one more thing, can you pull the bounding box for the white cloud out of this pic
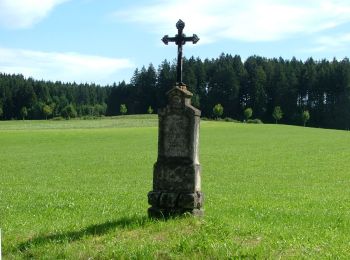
[115,0,350,43]
[0,0,70,29]
[0,47,134,84]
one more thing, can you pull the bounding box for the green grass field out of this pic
[1,116,350,258]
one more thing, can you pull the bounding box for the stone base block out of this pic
[148,207,204,218]
[147,190,204,218]
[148,191,204,208]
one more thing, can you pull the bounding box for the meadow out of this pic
[1,116,350,259]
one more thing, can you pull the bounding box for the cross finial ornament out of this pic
[162,19,199,86]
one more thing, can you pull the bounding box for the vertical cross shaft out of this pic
[162,19,199,86]
[176,24,184,85]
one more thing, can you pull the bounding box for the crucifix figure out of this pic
[162,19,199,86]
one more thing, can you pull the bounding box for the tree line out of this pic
[0,75,109,120]
[1,53,350,129]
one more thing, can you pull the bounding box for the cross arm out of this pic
[162,35,177,45]
[184,34,200,44]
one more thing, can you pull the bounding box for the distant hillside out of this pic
[1,54,350,130]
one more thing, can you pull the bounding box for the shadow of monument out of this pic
[18,215,149,252]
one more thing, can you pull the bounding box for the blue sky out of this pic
[0,0,350,85]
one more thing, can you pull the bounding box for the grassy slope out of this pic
[1,117,350,258]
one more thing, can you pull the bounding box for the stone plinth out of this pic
[148,85,203,217]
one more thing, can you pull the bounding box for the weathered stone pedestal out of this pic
[148,85,204,218]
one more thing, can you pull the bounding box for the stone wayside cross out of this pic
[162,19,199,85]
[148,20,204,218]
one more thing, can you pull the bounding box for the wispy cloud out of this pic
[0,47,134,84]
[0,0,70,29]
[307,33,350,53]
[115,0,350,43]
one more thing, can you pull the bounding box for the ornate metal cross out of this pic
[162,19,199,86]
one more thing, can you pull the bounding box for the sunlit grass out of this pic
[0,114,158,130]
[1,117,350,258]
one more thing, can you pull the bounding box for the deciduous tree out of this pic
[213,103,224,119]
[302,110,310,126]
[42,105,52,119]
[20,107,28,120]
[61,104,77,119]
[120,104,127,115]
[244,107,253,121]
[272,106,283,124]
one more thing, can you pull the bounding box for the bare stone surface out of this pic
[163,114,190,158]
[148,85,204,218]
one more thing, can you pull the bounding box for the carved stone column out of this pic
[148,85,204,217]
